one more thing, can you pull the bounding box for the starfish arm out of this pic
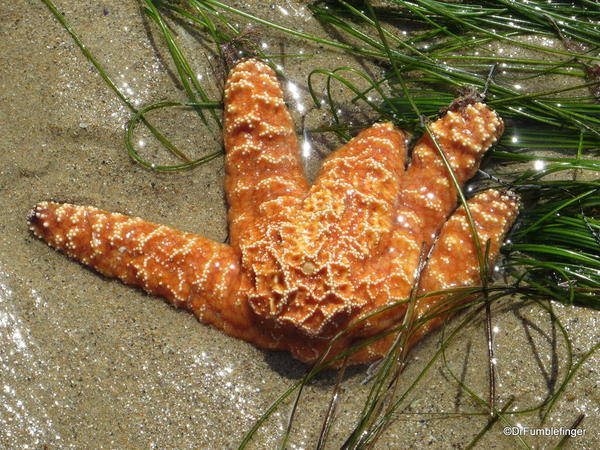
[307,122,407,254]
[27,201,273,345]
[343,189,520,365]
[397,101,504,245]
[408,189,520,345]
[224,58,309,250]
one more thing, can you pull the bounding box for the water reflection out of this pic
[287,81,305,113]
[0,265,59,445]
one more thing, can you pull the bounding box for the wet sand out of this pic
[1,1,599,448]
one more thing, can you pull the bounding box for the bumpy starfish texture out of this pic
[29,58,519,366]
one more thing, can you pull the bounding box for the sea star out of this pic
[29,58,519,366]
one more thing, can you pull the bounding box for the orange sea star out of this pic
[29,58,519,366]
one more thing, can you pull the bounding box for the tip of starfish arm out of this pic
[28,201,52,236]
[232,57,271,74]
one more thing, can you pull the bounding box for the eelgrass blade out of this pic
[142,0,221,127]
[125,101,222,171]
[551,414,585,449]
[465,397,515,449]
[316,356,348,450]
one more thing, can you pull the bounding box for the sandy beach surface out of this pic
[1,1,598,448]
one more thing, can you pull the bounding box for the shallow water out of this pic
[1,1,599,448]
